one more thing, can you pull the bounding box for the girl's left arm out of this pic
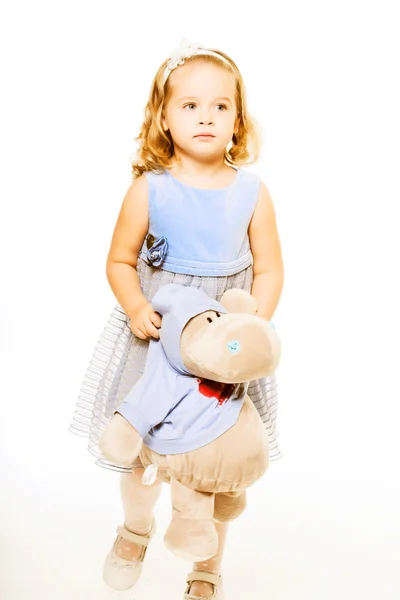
[248,181,285,321]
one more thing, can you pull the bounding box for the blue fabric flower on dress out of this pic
[146,234,169,267]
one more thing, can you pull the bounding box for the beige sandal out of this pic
[184,571,224,600]
[103,519,156,591]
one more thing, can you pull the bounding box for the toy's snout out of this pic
[182,313,281,383]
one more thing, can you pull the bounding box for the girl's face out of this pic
[162,60,240,162]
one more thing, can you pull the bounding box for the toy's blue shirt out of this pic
[116,284,247,455]
[139,168,261,277]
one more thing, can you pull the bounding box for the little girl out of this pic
[70,39,284,599]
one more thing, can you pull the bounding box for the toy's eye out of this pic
[207,317,213,323]
[227,340,241,354]
[216,312,221,318]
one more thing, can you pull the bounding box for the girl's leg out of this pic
[114,466,163,560]
[103,465,163,591]
[187,520,229,598]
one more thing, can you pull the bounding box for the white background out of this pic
[1,1,399,598]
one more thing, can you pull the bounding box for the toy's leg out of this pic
[186,493,246,597]
[164,477,218,562]
[185,493,246,597]
[187,520,229,598]
[214,491,247,522]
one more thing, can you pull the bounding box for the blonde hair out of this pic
[131,50,261,178]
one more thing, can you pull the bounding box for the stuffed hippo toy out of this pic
[99,283,281,561]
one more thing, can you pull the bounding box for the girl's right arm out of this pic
[106,175,161,340]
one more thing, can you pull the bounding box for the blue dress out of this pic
[69,167,282,471]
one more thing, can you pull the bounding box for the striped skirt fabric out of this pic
[69,257,282,472]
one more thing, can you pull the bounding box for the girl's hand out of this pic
[129,301,162,340]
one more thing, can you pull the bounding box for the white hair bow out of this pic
[162,38,232,85]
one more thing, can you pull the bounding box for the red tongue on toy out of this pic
[196,379,236,406]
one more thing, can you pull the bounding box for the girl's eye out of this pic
[183,103,227,110]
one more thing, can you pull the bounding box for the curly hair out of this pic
[131,50,261,178]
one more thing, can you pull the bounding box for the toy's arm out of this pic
[99,413,143,466]
[99,339,176,466]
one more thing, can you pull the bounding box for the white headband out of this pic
[163,38,233,85]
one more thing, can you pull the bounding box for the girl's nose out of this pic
[198,114,214,126]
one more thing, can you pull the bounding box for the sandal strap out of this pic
[116,520,155,547]
[186,571,222,587]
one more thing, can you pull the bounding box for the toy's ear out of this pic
[219,289,258,315]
